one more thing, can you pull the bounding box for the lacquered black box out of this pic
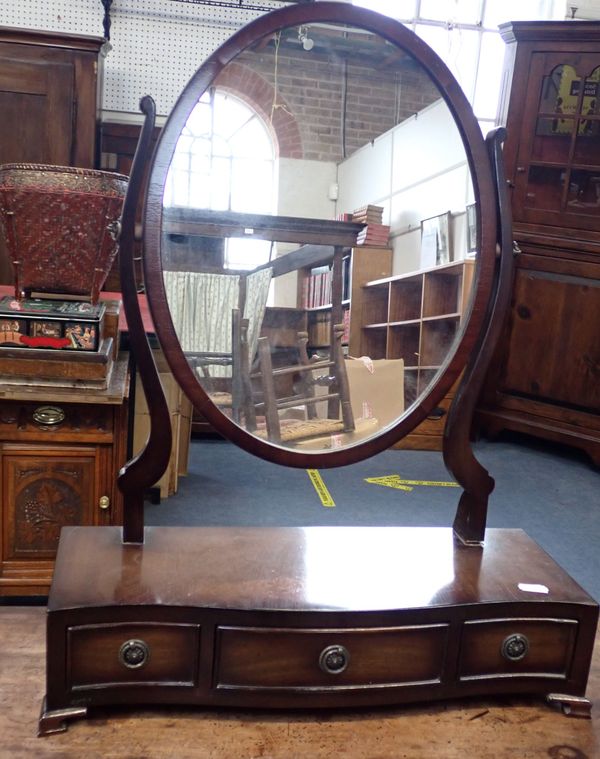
[0,296,105,351]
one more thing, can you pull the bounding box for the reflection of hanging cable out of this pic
[271,31,293,123]
[341,59,348,159]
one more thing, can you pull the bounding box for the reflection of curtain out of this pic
[163,268,272,377]
[244,267,272,365]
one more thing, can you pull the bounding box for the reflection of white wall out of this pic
[336,99,474,274]
[337,134,393,225]
[277,158,337,219]
[274,158,337,307]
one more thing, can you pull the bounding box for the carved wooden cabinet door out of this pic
[2,446,97,563]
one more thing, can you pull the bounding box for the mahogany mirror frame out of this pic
[141,1,499,470]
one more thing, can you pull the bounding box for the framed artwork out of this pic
[466,202,477,255]
[421,212,451,268]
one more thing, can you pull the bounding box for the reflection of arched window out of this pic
[165,88,276,269]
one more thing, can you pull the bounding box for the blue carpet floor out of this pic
[145,433,600,601]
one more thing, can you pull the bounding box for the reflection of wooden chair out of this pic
[163,268,272,428]
[253,321,355,444]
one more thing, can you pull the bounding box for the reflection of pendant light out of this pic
[298,26,314,52]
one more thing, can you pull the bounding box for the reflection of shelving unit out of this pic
[297,247,392,352]
[359,259,475,449]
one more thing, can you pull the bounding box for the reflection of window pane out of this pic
[208,156,231,210]
[190,153,209,174]
[229,119,273,158]
[354,0,416,19]
[225,238,272,270]
[214,94,251,139]
[415,24,479,101]
[473,32,505,119]
[420,0,480,23]
[184,181,209,210]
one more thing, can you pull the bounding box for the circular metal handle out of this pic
[319,644,350,675]
[98,495,111,510]
[118,639,150,669]
[501,633,529,662]
[32,405,65,426]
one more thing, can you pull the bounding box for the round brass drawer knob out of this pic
[501,633,529,662]
[32,405,65,426]
[118,639,150,669]
[319,644,350,675]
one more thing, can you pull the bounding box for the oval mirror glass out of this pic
[144,5,496,465]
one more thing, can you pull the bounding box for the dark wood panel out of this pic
[501,269,600,411]
[0,59,74,165]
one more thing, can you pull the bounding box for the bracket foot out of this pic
[547,693,592,718]
[38,697,87,736]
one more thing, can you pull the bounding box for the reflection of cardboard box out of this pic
[346,357,404,430]
[293,357,404,449]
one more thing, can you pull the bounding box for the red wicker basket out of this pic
[0,163,128,303]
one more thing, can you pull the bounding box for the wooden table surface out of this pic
[1,606,599,758]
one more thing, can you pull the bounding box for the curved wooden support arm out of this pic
[444,127,516,545]
[118,96,172,544]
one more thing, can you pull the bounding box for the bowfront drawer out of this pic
[215,624,449,690]
[458,618,577,680]
[68,622,201,689]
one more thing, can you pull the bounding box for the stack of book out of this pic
[356,223,390,247]
[351,205,384,225]
[301,266,332,309]
[348,205,390,247]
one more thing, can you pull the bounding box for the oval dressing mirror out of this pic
[143,3,497,467]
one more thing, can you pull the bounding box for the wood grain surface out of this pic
[1,605,599,758]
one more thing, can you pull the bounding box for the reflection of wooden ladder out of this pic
[253,323,354,444]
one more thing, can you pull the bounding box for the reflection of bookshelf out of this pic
[297,247,393,351]
[358,259,475,449]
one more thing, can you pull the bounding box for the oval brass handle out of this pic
[118,639,150,669]
[427,406,446,421]
[501,633,529,662]
[319,644,350,675]
[99,495,110,510]
[32,405,65,426]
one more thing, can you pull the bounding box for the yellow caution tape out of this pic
[307,469,335,507]
[366,475,459,490]
[365,476,413,491]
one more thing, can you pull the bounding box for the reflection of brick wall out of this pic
[218,47,439,162]
[215,62,303,158]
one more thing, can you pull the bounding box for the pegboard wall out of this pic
[2,0,291,116]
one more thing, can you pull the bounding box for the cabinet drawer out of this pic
[215,624,448,690]
[0,401,114,443]
[458,618,577,680]
[68,622,201,689]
